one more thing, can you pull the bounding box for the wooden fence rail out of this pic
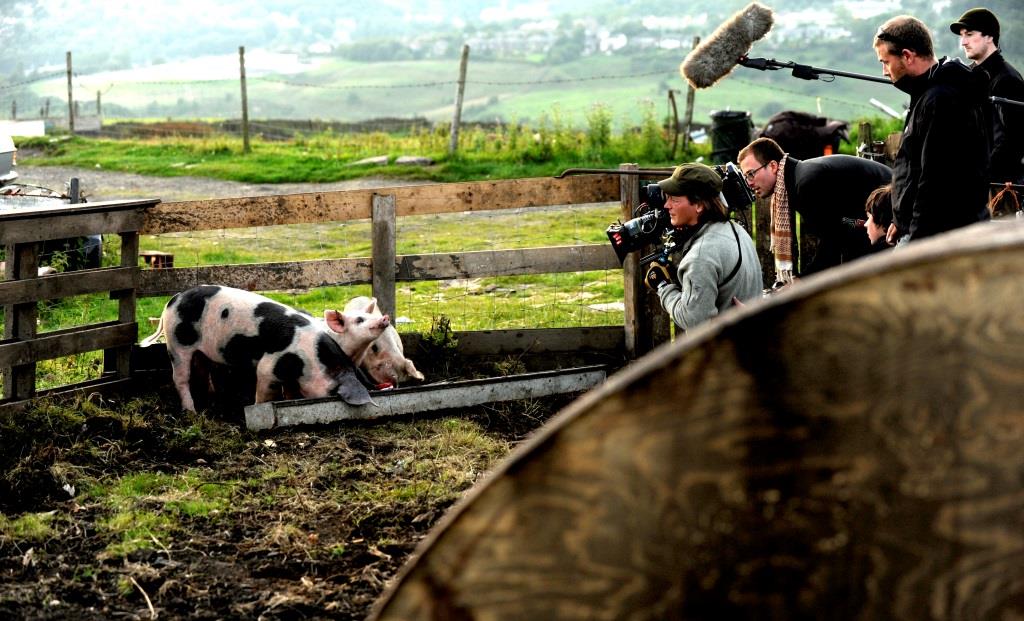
[1,171,678,412]
[1,198,158,407]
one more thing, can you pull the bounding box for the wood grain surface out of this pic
[372,219,1024,620]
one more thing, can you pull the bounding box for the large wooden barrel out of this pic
[372,219,1024,620]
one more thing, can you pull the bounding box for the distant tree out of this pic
[545,25,586,64]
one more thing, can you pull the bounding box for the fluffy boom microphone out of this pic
[681,2,774,89]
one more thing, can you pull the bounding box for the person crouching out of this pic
[645,163,763,331]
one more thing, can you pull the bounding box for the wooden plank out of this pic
[619,164,641,359]
[0,267,136,305]
[3,243,40,399]
[245,366,607,431]
[136,245,618,297]
[131,326,624,376]
[0,209,145,245]
[141,175,620,234]
[396,245,619,280]
[371,219,1024,621]
[753,196,774,288]
[0,198,158,221]
[0,376,134,416]
[404,326,623,357]
[372,194,397,318]
[111,232,139,378]
[136,257,372,297]
[0,321,137,367]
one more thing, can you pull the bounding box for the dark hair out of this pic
[875,16,934,59]
[865,184,893,228]
[697,196,730,223]
[737,137,784,166]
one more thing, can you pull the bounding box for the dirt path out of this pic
[15,163,428,203]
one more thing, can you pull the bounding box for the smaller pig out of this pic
[343,296,425,389]
[141,285,389,412]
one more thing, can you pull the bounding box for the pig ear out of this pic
[404,359,425,381]
[324,309,346,333]
[365,297,377,313]
[336,372,375,406]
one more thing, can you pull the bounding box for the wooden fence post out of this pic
[66,51,74,134]
[668,90,679,160]
[753,196,774,289]
[372,193,397,320]
[449,44,470,155]
[620,164,642,359]
[109,232,139,379]
[3,243,40,400]
[239,46,250,153]
[682,36,699,151]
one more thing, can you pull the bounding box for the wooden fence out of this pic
[1,198,157,407]
[1,169,691,412]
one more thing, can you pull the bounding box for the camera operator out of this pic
[645,163,762,331]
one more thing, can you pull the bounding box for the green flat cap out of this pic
[658,163,722,198]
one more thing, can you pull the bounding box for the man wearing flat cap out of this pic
[950,8,1024,186]
[644,163,762,331]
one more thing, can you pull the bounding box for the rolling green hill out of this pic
[6,0,1022,130]
[23,51,900,130]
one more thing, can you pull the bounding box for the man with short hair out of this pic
[873,15,990,245]
[950,8,1024,185]
[737,137,891,282]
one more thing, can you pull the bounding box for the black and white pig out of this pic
[343,296,425,389]
[141,285,389,412]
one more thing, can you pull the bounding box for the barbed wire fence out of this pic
[0,48,888,141]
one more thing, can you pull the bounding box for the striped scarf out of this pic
[770,154,795,283]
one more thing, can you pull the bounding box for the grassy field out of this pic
[24,50,901,130]
[10,209,625,392]
[16,106,685,184]
[4,113,904,392]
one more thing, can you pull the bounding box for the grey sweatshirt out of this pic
[656,221,762,330]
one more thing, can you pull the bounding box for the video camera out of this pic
[605,162,755,264]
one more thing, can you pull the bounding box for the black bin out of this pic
[709,110,754,164]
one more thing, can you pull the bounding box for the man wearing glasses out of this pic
[873,15,990,245]
[737,137,891,284]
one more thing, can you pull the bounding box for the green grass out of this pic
[87,469,236,558]
[4,114,901,393]
[0,511,59,543]
[17,115,684,184]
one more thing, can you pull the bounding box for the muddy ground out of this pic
[2,161,589,619]
[0,373,577,620]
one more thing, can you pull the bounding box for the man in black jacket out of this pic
[874,15,990,244]
[738,137,892,280]
[950,8,1024,185]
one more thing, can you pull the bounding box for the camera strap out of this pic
[722,221,743,287]
[667,221,744,286]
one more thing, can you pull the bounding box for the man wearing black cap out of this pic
[950,8,1024,185]
[643,163,762,331]
[873,15,990,244]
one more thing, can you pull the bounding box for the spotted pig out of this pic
[140,285,389,412]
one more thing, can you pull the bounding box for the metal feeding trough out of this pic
[245,365,607,431]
